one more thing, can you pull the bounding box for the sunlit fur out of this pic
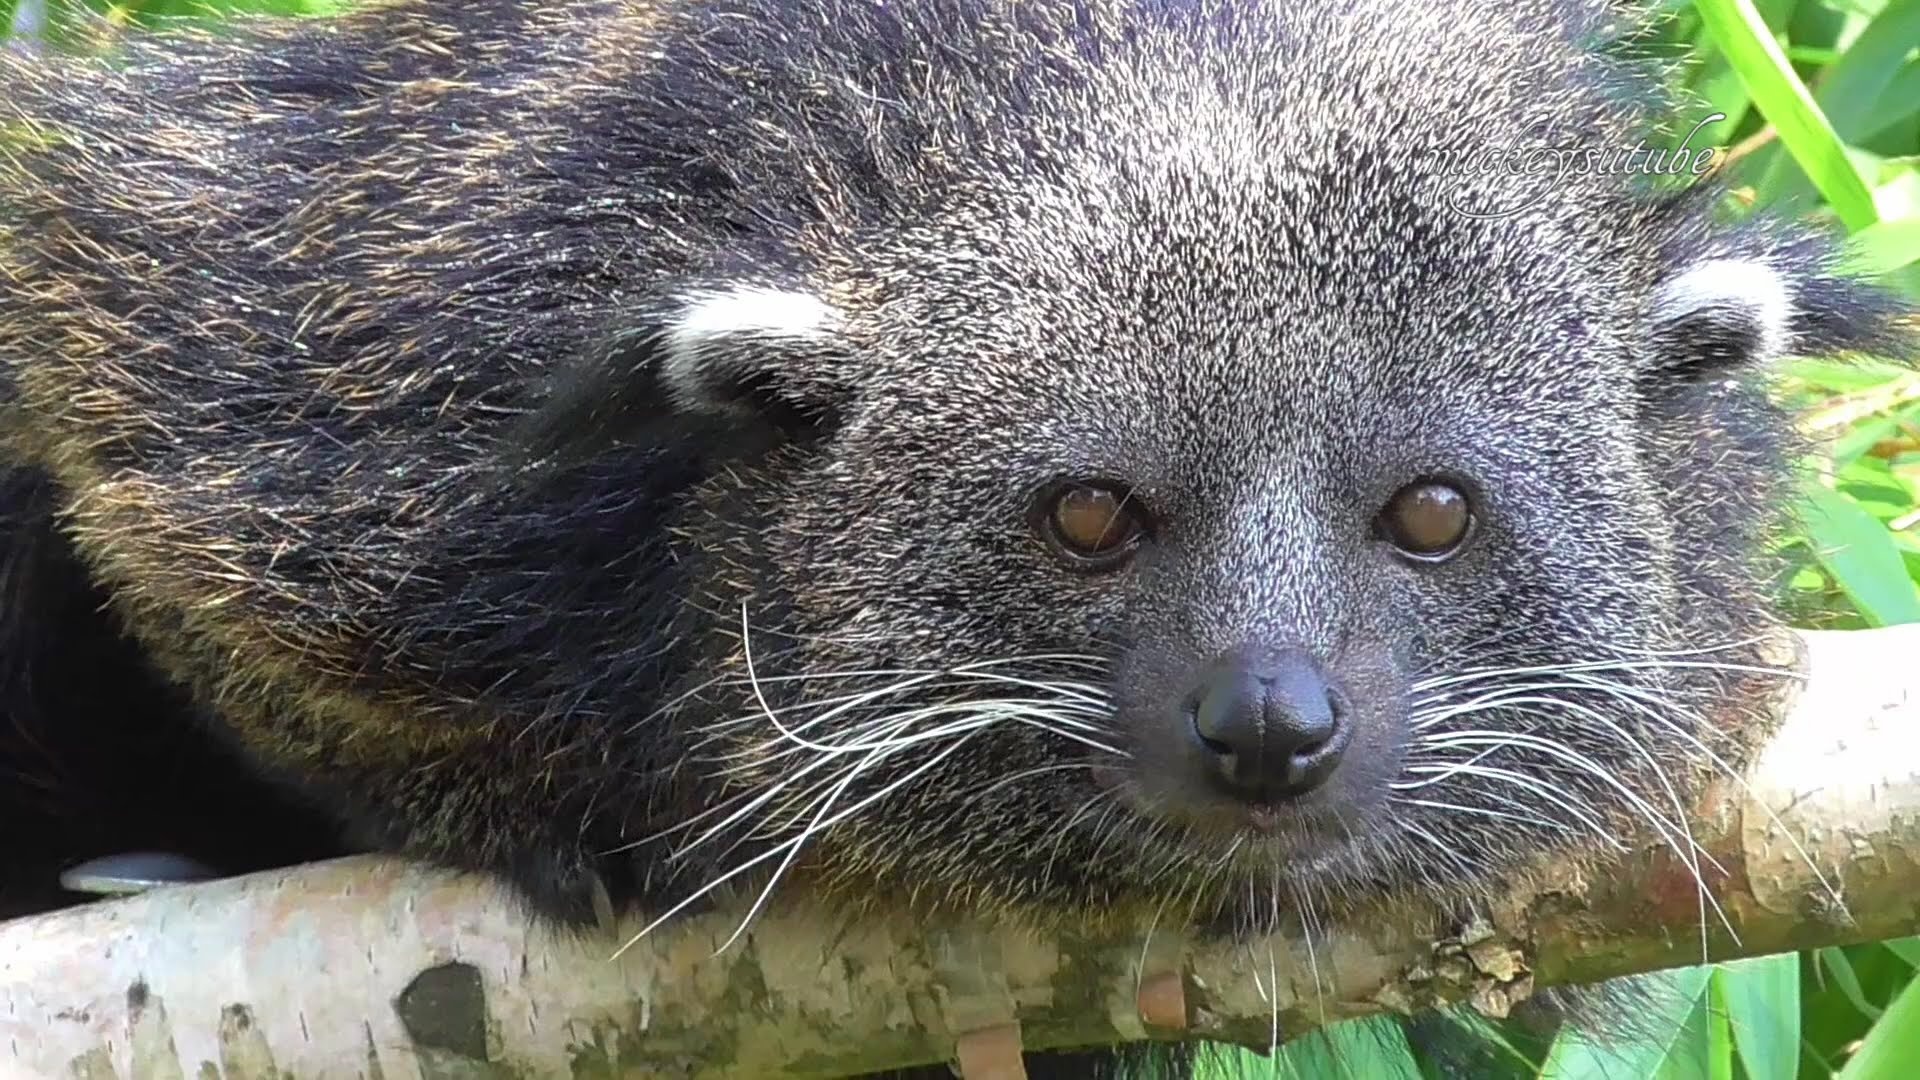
[0,1,1913,1076]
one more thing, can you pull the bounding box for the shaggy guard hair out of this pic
[0,0,1910,1075]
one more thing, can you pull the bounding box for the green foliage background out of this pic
[1,0,1916,1076]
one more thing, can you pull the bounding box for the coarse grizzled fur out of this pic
[0,0,1911,1075]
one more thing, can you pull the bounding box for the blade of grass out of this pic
[1846,216,1920,275]
[1694,0,1881,229]
[1808,0,1920,141]
[1822,946,1888,1022]
[1882,938,1920,971]
[1716,954,1801,1080]
[1837,969,1920,1079]
[1542,968,1715,1079]
[1705,975,1735,1080]
[1796,480,1920,626]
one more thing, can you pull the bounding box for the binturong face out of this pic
[501,2,1903,934]
[530,104,1866,936]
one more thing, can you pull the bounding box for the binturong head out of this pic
[491,0,1915,932]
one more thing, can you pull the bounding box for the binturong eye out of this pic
[1035,481,1151,569]
[1378,479,1474,561]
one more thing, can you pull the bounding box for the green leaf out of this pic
[1694,0,1882,229]
[1786,43,1842,63]
[1706,976,1735,1080]
[1821,946,1887,1021]
[1795,480,1920,626]
[1855,61,1920,142]
[1268,1014,1424,1080]
[1847,216,1920,275]
[1807,0,1920,142]
[1838,968,1920,1078]
[1780,357,1914,394]
[1870,161,1920,222]
[1715,954,1801,1080]
[1832,413,1911,467]
[1541,967,1715,1079]
[1881,937,1920,971]
[1686,14,1755,145]
[1407,1010,1547,1080]
[1837,454,1920,517]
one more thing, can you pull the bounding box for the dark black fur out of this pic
[0,466,345,919]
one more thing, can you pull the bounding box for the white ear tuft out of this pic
[660,286,843,413]
[1650,257,1796,366]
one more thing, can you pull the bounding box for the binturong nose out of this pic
[1184,645,1351,801]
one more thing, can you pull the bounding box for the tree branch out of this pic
[2,624,1916,1079]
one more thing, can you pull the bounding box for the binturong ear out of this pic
[511,280,854,466]
[1643,230,1913,381]
[1646,256,1794,374]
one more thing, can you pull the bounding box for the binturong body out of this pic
[0,0,1912,1074]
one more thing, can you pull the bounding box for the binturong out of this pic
[0,0,1913,1075]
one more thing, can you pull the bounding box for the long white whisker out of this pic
[1419,666,1845,917]
[1557,670,1849,919]
[1389,792,1579,835]
[1418,726,1735,937]
[609,719,983,961]
[1411,654,1796,695]
[1515,687,1727,957]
